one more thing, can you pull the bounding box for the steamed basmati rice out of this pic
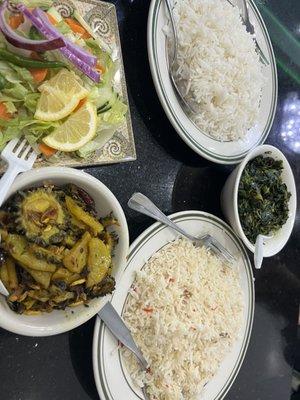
[122,238,244,400]
[166,0,265,141]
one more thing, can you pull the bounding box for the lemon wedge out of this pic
[35,69,89,121]
[42,101,97,152]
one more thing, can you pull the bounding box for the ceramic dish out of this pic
[0,0,136,175]
[93,211,254,400]
[221,144,297,257]
[0,167,129,336]
[147,0,277,164]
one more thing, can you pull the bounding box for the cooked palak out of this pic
[238,155,291,244]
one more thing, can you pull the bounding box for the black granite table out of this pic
[0,1,299,399]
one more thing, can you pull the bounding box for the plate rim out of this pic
[93,210,255,400]
[147,0,278,165]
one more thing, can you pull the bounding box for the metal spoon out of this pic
[254,234,273,269]
[128,192,236,264]
[98,302,150,399]
[164,0,198,114]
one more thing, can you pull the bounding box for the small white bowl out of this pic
[0,167,129,336]
[221,145,297,257]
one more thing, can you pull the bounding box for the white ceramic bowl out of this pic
[221,145,297,257]
[0,167,129,336]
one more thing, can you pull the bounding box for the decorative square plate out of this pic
[1,0,136,173]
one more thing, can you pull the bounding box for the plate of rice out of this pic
[93,211,254,400]
[147,0,277,164]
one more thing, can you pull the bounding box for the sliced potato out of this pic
[5,234,57,272]
[63,232,91,273]
[21,265,52,289]
[101,231,117,253]
[28,243,65,265]
[22,298,36,310]
[28,289,50,303]
[6,257,18,290]
[0,261,9,292]
[51,267,80,284]
[52,292,74,304]
[65,196,103,236]
[70,215,87,231]
[86,238,111,288]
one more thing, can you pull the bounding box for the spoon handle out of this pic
[254,234,264,269]
[128,193,196,241]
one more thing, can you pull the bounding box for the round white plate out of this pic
[93,211,255,400]
[147,0,278,164]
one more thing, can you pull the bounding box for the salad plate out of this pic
[93,211,255,400]
[147,0,278,164]
[0,0,136,173]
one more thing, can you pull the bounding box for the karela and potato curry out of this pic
[0,184,119,315]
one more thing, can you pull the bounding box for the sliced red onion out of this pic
[58,46,100,82]
[16,4,100,82]
[0,1,64,51]
[33,8,97,67]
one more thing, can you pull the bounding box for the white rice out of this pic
[122,238,244,400]
[166,0,265,141]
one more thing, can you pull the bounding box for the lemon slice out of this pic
[42,101,97,152]
[35,69,89,121]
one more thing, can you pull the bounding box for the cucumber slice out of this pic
[95,85,118,110]
[47,7,63,23]
[97,105,112,114]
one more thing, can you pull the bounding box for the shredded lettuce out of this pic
[3,83,29,100]
[9,64,34,85]
[77,127,116,158]
[0,116,59,149]
[0,61,23,84]
[55,20,72,35]
[78,100,127,158]
[24,93,40,113]
[10,0,53,8]
[0,93,22,103]
[85,38,115,85]
[3,101,17,114]
[98,99,127,126]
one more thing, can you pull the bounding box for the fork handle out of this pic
[128,193,196,241]
[0,164,21,207]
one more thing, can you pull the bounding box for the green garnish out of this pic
[238,155,291,244]
[0,72,6,90]
[0,49,67,70]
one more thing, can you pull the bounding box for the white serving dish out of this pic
[147,0,278,164]
[93,211,254,400]
[221,145,297,256]
[0,167,129,336]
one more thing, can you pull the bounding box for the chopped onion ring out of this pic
[17,4,100,83]
[0,1,64,51]
[33,8,97,67]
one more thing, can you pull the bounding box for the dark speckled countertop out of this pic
[0,0,299,399]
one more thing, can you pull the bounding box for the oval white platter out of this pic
[93,211,255,400]
[147,0,278,164]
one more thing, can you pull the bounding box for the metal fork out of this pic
[128,193,236,264]
[164,0,198,114]
[0,138,37,207]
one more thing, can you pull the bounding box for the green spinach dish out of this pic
[238,155,291,244]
